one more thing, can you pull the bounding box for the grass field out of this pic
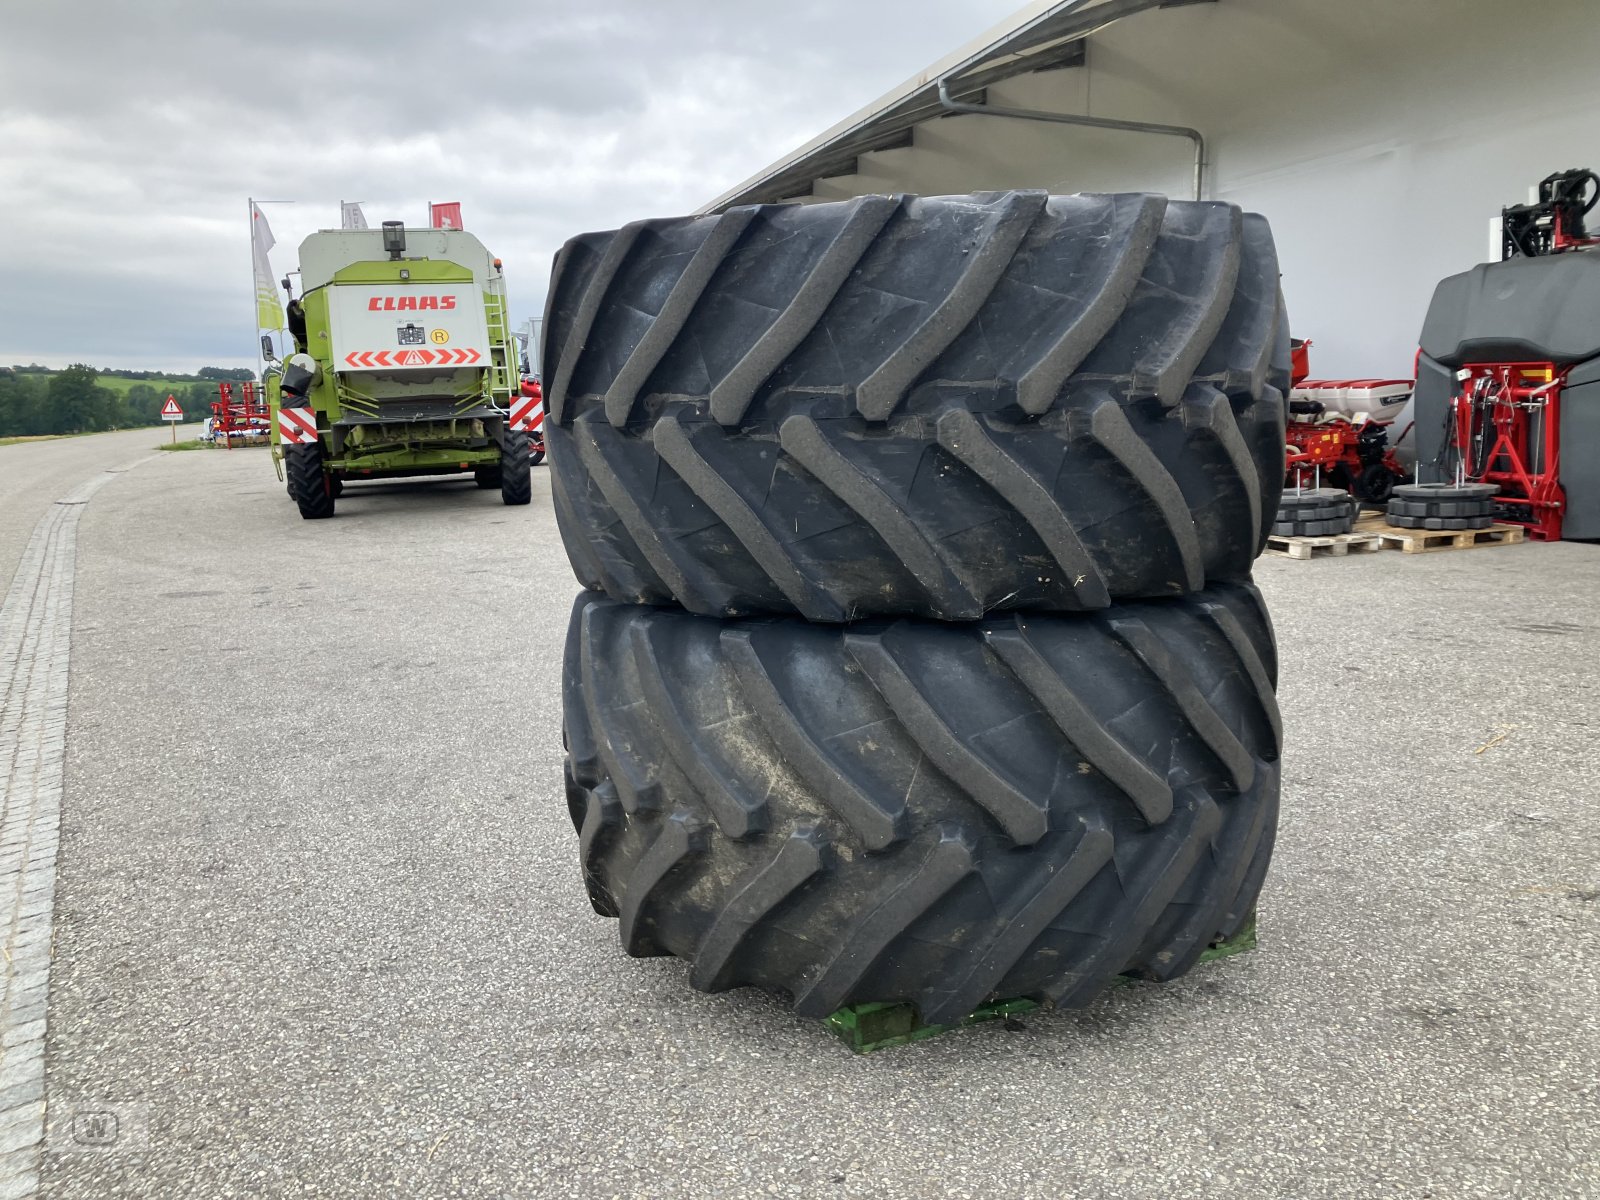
[94,375,205,397]
[15,372,244,397]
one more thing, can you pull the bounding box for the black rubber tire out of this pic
[330,476,345,499]
[1275,504,1350,524]
[1273,489,1353,535]
[1387,497,1494,519]
[1278,487,1349,505]
[563,584,1281,1021]
[285,443,335,520]
[545,191,1290,622]
[1276,488,1350,511]
[1393,482,1499,501]
[1392,482,1498,502]
[1387,513,1494,531]
[500,429,532,506]
[474,466,501,489]
[1356,463,1396,504]
[530,447,547,467]
[1271,518,1355,538]
[1293,516,1355,537]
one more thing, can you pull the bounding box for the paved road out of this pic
[0,428,200,594]
[2,433,1596,1197]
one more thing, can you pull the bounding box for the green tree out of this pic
[0,371,47,436]
[123,383,167,426]
[46,365,121,433]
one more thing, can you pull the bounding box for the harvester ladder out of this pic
[483,290,517,403]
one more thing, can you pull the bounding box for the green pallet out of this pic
[825,913,1258,1054]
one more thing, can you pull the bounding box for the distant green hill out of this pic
[0,365,256,438]
[88,375,209,398]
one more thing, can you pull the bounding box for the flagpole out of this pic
[249,198,294,373]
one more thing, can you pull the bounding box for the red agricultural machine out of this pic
[209,381,271,447]
[1283,339,1412,503]
[1413,168,1600,541]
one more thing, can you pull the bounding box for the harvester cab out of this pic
[267,222,531,518]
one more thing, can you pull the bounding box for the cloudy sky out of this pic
[1,1,1026,373]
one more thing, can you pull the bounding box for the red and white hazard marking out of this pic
[277,406,319,445]
[510,392,546,433]
[342,347,483,369]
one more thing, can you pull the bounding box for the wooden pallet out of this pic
[1355,514,1527,554]
[1264,530,1381,560]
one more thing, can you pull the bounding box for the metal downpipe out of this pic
[935,77,1206,201]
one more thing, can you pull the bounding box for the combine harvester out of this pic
[267,220,534,518]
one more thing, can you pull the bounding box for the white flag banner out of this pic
[341,201,369,230]
[251,202,283,332]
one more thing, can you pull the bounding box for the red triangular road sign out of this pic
[160,396,183,418]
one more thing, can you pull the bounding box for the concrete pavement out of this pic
[0,432,1594,1197]
[0,427,200,593]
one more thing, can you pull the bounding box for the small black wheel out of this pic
[1357,464,1395,504]
[500,428,532,506]
[285,443,335,520]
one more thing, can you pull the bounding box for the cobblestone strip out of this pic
[0,467,145,1197]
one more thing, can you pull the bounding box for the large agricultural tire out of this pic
[500,429,532,506]
[544,191,1290,622]
[563,584,1281,1022]
[474,465,501,489]
[285,443,335,520]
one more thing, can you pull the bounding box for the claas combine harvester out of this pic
[266,220,540,518]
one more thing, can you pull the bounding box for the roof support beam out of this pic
[934,75,1207,200]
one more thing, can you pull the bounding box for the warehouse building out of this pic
[703,0,1597,379]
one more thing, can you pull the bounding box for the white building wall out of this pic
[798,0,1600,378]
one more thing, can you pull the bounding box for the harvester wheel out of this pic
[474,466,502,489]
[562,583,1280,1021]
[500,428,532,506]
[286,444,335,520]
[543,191,1291,621]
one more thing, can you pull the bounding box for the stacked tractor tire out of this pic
[1385,481,1498,530]
[544,191,1288,1024]
[1273,486,1357,537]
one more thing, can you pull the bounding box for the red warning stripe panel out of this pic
[342,348,486,369]
[277,406,319,445]
[510,394,547,432]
